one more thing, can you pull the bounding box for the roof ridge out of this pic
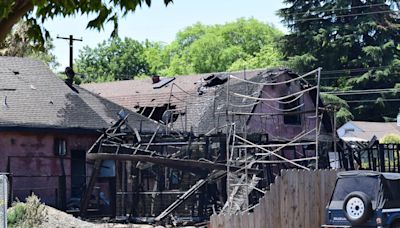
[81,68,273,86]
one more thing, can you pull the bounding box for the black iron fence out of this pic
[339,143,400,172]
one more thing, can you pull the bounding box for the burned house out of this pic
[0,57,162,213]
[83,69,332,153]
[82,68,333,222]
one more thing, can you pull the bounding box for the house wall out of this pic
[0,131,98,206]
[247,78,323,140]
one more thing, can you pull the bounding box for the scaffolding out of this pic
[81,68,324,222]
[223,68,322,214]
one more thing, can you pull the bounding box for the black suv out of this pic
[323,171,400,228]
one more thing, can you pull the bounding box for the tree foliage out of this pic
[0,20,59,69]
[76,18,284,82]
[279,0,400,122]
[0,0,173,45]
[161,18,283,75]
[380,133,400,144]
[76,38,149,82]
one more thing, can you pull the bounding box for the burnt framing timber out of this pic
[80,115,263,221]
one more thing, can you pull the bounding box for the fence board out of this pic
[211,169,339,228]
[297,170,304,228]
[273,176,281,228]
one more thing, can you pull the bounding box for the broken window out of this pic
[281,97,302,125]
[54,138,67,156]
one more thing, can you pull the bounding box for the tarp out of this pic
[332,171,400,209]
[338,170,400,181]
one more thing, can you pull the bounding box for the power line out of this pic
[285,3,389,16]
[320,66,393,75]
[292,10,398,22]
[322,88,400,95]
[319,73,400,80]
[345,98,400,103]
[299,66,400,80]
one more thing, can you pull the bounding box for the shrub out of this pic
[380,134,400,144]
[7,194,47,228]
[7,202,26,227]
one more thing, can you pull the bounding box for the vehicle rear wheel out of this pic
[343,191,372,225]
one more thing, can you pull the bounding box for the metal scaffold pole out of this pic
[222,68,323,215]
[315,67,322,169]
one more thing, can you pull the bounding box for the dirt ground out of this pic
[39,206,197,228]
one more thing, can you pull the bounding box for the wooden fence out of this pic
[210,169,339,228]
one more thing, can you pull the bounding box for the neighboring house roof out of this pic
[0,57,161,133]
[338,121,400,142]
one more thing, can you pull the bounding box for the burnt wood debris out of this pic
[79,68,334,225]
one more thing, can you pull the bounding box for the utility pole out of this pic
[56,35,83,69]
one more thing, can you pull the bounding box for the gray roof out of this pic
[181,70,266,134]
[340,121,400,141]
[0,57,161,133]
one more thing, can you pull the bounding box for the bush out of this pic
[7,194,47,228]
[7,202,26,227]
[380,134,400,144]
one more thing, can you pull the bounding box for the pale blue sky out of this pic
[44,0,287,70]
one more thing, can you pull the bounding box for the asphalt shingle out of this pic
[0,57,161,133]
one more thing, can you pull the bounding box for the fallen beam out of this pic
[80,159,102,217]
[155,170,226,222]
[86,153,260,174]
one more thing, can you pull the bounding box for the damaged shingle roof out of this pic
[82,68,285,133]
[175,69,293,134]
[0,57,161,133]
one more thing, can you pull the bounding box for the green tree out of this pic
[76,38,149,82]
[0,0,173,44]
[279,0,400,122]
[0,20,59,70]
[162,18,283,75]
[76,18,284,81]
[143,40,168,75]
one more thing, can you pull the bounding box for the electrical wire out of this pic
[345,98,400,103]
[292,10,398,22]
[284,3,389,16]
[320,66,393,75]
[323,88,400,95]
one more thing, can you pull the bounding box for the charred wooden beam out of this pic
[80,160,103,217]
[155,170,226,222]
[86,153,260,174]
